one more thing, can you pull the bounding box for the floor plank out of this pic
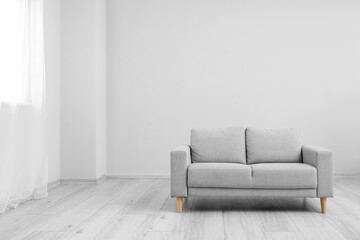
[248,198,300,233]
[0,178,359,240]
[100,179,170,240]
[276,198,346,240]
[61,179,153,240]
[184,197,224,240]
[221,197,266,240]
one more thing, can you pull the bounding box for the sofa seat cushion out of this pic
[188,163,252,188]
[251,163,317,189]
[246,128,302,164]
[191,126,246,163]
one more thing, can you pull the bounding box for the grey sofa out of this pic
[170,127,333,213]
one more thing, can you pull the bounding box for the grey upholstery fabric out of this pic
[302,145,333,197]
[188,162,317,189]
[251,163,317,188]
[191,126,246,163]
[188,163,252,188]
[170,145,191,197]
[170,129,334,200]
[189,188,316,198]
[246,128,302,164]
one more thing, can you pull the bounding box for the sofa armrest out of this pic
[170,145,191,198]
[302,145,333,197]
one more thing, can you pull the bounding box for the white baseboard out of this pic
[59,175,106,184]
[47,179,61,189]
[106,173,170,179]
[334,172,360,179]
[47,173,359,187]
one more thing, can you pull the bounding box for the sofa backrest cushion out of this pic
[191,126,246,164]
[246,128,302,164]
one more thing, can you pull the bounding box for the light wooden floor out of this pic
[1,178,360,240]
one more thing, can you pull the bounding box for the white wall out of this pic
[61,0,107,179]
[107,0,360,175]
[44,0,61,182]
[95,0,108,178]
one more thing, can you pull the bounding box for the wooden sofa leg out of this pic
[177,197,183,213]
[320,197,327,214]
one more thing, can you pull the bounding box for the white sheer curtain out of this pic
[0,0,47,213]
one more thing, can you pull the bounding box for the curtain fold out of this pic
[0,0,47,213]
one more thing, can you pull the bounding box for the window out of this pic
[0,0,33,104]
